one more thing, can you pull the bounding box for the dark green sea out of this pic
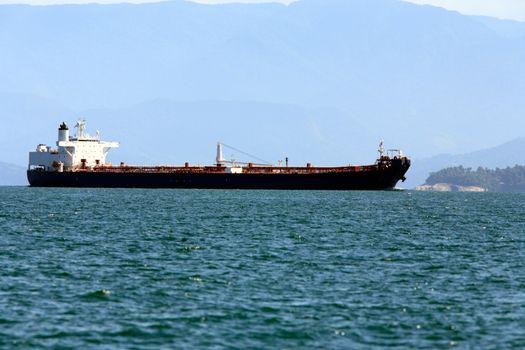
[1,187,524,349]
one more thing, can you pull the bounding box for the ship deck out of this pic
[74,164,384,174]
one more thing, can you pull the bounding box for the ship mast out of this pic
[75,119,87,139]
[378,139,385,158]
[216,142,272,166]
[216,142,224,166]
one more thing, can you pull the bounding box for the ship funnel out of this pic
[216,142,224,165]
[58,122,69,143]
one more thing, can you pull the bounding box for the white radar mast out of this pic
[378,139,385,157]
[75,119,87,139]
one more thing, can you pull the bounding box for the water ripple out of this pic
[0,188,524,349]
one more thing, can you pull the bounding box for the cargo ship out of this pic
[27,121,410,190]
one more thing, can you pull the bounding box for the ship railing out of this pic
[80,164,381,174]
[28,165,45,171]
[242,166,379,174]
[386,149,404,158]
[377,151,410,164]
[88,165,215,173]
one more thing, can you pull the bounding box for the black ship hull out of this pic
[27,159,410,190]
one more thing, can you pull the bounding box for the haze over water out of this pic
[1,187,524,348]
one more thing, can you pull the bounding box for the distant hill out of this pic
[56,99,376,166]
[405,137,525,188]
[472,16,525,38]
[423,165,525,193]
[0,162,26,186]
[0,92,73,166]
[0,0,524,162]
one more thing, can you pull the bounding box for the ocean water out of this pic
[0,187,524,349]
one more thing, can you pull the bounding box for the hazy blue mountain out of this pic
[406,137,525,188]
[1,90,383,184]
[472,16,525,38]
[1,0,524,187]
[0,162,27,186]
[42,99,377,166]
[0,92,73,166]
[0,0,524,160]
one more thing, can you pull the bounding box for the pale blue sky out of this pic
[0,0,524,22]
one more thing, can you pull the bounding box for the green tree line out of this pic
[426,165,525,192]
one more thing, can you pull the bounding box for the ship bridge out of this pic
[28,120,119,171]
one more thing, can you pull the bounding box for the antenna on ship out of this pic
[75,119,87,139]
[378,139,385,157]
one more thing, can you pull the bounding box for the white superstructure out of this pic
[28,120,119,171]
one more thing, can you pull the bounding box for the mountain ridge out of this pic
[0,0,523,182]
[406,137,525,188]
[0,162,27,186]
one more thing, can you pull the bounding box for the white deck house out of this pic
[28,120,119,171]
